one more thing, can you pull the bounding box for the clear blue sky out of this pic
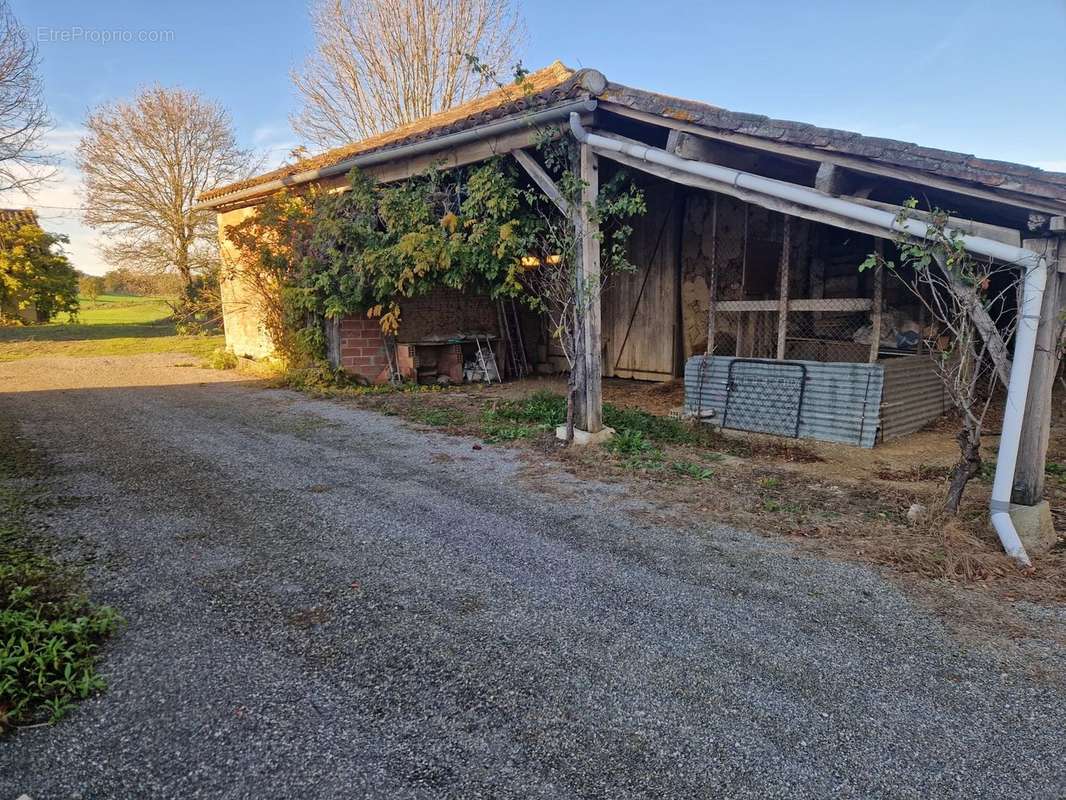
[8,0,1066,274]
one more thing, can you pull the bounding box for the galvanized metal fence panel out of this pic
[685,355,885,448]
[722,360,806,437]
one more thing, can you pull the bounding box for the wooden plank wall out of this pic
[602,177,683,380]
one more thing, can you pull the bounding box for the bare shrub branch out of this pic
[864,204,1022,512]
[0,0,53,194]
[291,0,524,147]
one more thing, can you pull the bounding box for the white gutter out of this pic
[193,99,598,211]
[570,113,1047,565]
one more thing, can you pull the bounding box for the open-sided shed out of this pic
[195,61,1065,559]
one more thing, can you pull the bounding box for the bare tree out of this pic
[291,0,524,148]
[0,0,53,194]
[77,87,255,292]
[864,204,1021,512]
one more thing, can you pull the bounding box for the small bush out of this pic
[282,362,355,390]
[205,347,238,370]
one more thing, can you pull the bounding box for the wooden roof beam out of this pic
[600,101,1066,217]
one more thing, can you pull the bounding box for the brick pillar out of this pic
[338,316,389,383]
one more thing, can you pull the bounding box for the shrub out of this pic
[205,347,238,370]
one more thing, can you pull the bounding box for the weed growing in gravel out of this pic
[479,413,536,442]
[0,425,121,731]
[605,429,654,456]
[670,460,715,480]
[604,430,667,471]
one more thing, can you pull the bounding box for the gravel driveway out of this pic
[1,353,1064,799]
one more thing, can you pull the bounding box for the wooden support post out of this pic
[705,195,719,355]
[869,239,884,363]
[576,142,603,433]
[776,216,792,359]
[1013,238,1064,506]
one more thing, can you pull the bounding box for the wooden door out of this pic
[602,180,681,381]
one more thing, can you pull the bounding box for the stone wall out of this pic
[217,206,275,359]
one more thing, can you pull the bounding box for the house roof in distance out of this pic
[0,208,41,227]
[199,61,1066,210]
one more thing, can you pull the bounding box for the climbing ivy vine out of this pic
[225,142,645,377]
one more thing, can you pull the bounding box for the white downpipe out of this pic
[988,263,1046,566]
[570,114,1047,565]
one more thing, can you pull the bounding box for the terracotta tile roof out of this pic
[0,208,40,227]
[199,60,583,203]
[200,60,1066,210]
[600,83,1066,206]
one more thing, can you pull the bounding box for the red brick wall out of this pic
[338,316,388,383]
[338,287,502,383]
[397,287,499,343]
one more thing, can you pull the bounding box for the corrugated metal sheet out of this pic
[684,355,884,448]
[879,356,947,441]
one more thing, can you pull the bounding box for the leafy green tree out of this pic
[0,219,78,322]
[78,273,104,303]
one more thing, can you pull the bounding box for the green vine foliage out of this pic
[226,145,646,373]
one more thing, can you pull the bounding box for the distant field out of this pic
[0,294,224,362]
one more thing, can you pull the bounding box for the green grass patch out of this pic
[481,391,707,445]
[412,407,466,427]
[479,390,566,441]
[0,424,120,731]
[0,294,223,362]
[602,405,700,445]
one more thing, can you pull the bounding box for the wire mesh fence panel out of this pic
[712,310,779,358]
[785,308,871,362]
[711,298,875,363]
[722,359,806,437]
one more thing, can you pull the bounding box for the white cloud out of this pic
[0,125,110,276]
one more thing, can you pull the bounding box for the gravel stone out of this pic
[1,354,1064,799]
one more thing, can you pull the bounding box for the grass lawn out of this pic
[0,294,224,362]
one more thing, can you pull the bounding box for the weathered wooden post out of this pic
[514,142,606,442]
[775,216,792,360]
[574,141,604,434]
[1013,237,1064,509]
[869,239,884,363]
